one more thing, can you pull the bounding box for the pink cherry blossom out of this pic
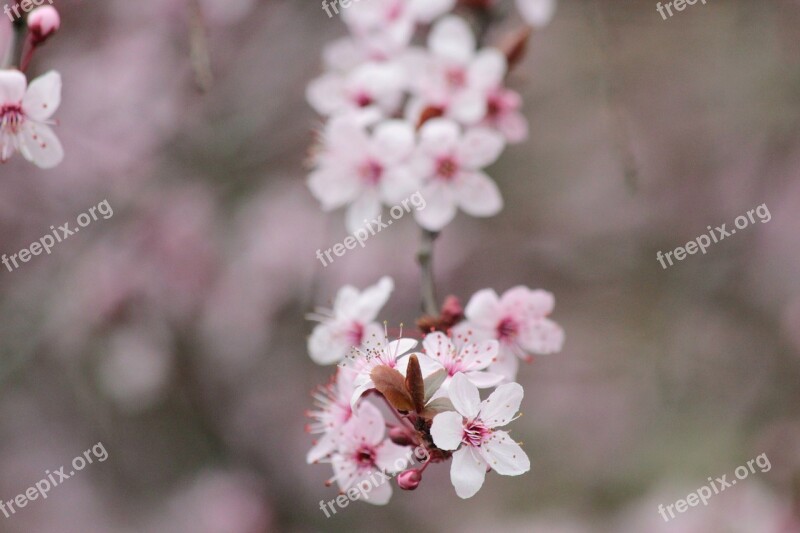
[27,6,61,45]
[405,16,506,126]
[306,61,405,119]
[308,116,418,233]
[306,367,357,464]
[418,331,504,390]
[0,70,63,168]
[329,401,411,505]
[307,276,394,365]
[346,335,419,407]
[458,286,564,381]
[430,372,530,498]
[411,118,504,231]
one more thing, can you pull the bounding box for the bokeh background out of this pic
[1,0,799,531]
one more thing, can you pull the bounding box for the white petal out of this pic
[418,118,461,157]
[379,164,421,204]
[0,70,26,103]
[346,192,382,234]
[520,318,565,354]
[477,430,530,475]
[422,331,454,362]
[306,73,347,115]
[331,455,359,491]
[371,119,415,166]
[457,339,498,370]
[359,473,393,505]
[516,0,557,28]
[488,349,520,383]
[350,378,374,409]
[448,372,481,419]
[430,411,464,450]
[450,446,487,498]
[429,16,475,64]
[352,276,394,322]
[307,324,350,365]
[468,49,507,90]
[307,167,360,211]
[448,89,487,125]
[497,111,529,143]
[480,381,523,427]
[376,441,412,473]
[387,338,418,359]
[457,127,505,169]
[527,289,556,317]
[306,431,338,464]
[464,289,501,328]
[20,123,63,169]
[463,370,505,388]
[22,71,61,121]
[413,182,457,231]
[454,171,503,217]
[350,400,386,445]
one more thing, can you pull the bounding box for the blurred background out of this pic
[1,0,799,531]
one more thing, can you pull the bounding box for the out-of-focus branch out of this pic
[188,0,213,92]
[417,228,439,316]
[4,4,26,69]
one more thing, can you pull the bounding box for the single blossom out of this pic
[308,116,418,233]
[306,367,357,464]
[430,373,530,498]
[0,70,63,168]
[411,118,504,231]
[417,331,504,391]
[347,334,419,408]
[405,16,507,127]
[329,400,411,504]
[307,276,394,365]
[458,286,564,381]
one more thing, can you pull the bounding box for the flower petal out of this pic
[477,430,530,476]
[22,70,61,121]
[468,49,507,90]
[429,16,475,64]
[0,70,26,103]
[448,372,481,419]
[346,191,382,234]
[463,370,505,388]
[457,127,505,169]
[307,167,360,211]
[450,446,487,498]
[349,400,386,446]
[464,289,501,328]
[519,318,564,354]
[479,381,523,427]
[376,441,413,473]
[409,0,456,23]
[454,171,503,217]
[516,0,557,28]
[351,276,394,322]
[306,431,338,464]
[20,122,63,169]
[418,118,461,157]
[371,119,415,166]
[488,350,519,383]
[431,410,464,450]
[308,324,350,365]
[413,182,457,231]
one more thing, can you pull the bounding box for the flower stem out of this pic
[417,228,439,316]
[4,7,26,69]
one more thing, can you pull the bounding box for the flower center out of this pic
[359,160,383,185]
[462,419,490,447]
[0,104,25,134]
[496,316,519,342]
[446,67,466,89]
[347,322,365,346]
[354,92,373,108]
[435,157,459,181]
[354,445,377,467]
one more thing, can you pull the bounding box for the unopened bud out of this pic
[397,469,422,490]
[28,6,60,45]
[388,426,415,447]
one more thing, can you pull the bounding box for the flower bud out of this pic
[28,6,60,45]
[388,426,415,447]
[397,469,422,490]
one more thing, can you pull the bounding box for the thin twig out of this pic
[417,228,439,316]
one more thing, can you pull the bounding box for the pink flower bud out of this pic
[388,426,415,447]
[28,6,60,45]
[397,469,422,490]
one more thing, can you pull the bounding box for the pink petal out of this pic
[464,289,502,328]
[454,171,503,217]
[20,122,63,169]
[520,318,565,354]
[413,182,457,231]
[428,16,475,64]
[480,381,523,427]
[430,411,464,451]
[0,69,26,103]
[457,127,505,169]
[22,71,60,121]
[477,430,530,476]
[468,49,507,90]
[447,372,481,419]
[450,446,486,498]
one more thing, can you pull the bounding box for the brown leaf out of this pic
[499,26,532,72]
[371,366,415,412]
[405,355,425,413]
[416,106,445,129]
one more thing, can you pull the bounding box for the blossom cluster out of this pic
[304,0,564,506]
[306,0,557,233]
[305,277,563,502]
[0,3,63,168]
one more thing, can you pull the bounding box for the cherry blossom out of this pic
[308,115,418,233]
[0,70,63,168]
[430,372,530,498]
[306,61,405,119]
[459,286,564,381]
[305,367,357,464]
[306,276,394,365]
[346,334,419,408]
[411,118,504,231]
[329,401,411,504]
[417,331,504,391]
